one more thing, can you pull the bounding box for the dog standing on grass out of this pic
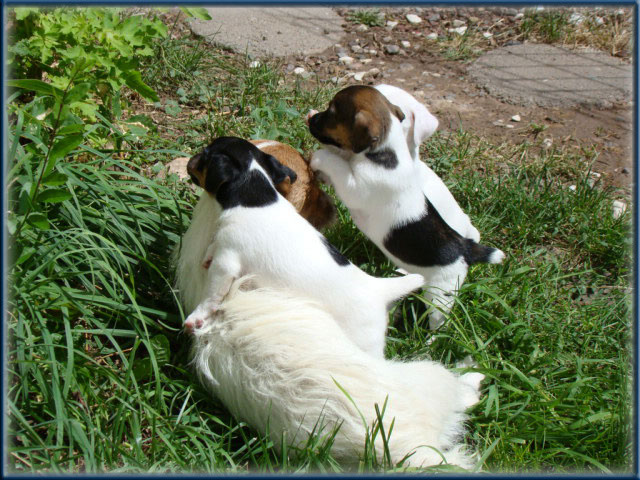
[307,85,505,330]
[176,136,423,358]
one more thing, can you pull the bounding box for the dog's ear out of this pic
[389,102,405,122]
[256,152,298,185]
[204,153,240,194]
[352,110,379,153]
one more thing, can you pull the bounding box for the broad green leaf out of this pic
[58,123,85,135]
[121,70,159,102]
[66,83,92,103]
[179,7,212,20]
[7,79,64,98]
[49,134,83,163]
[27,213,50,230]
[39,188,72,204]
[15,7,37,20]
[43,172,69,186]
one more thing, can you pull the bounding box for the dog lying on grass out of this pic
[177,136,423,357]
[250,139,336,230]
[307,85,505,330]
[191,276,484,469]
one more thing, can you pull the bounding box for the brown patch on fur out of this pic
[309,86,405,153]
[251,139,336,229]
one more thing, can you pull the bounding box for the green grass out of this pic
[7,32,633,473]
[346,8,385,27]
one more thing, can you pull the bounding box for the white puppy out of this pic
[177,136,424,358]
[374,84,480,242]
[308,86,505,330]
[192,277,484,469]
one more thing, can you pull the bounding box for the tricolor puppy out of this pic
[373,84,480,242]
[251,139,336,230]
[179,136,424,357]
[307,86,505,330]
[191,277,484,469]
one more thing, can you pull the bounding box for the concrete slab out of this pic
[187,7,344,58]
[469,43,632,108]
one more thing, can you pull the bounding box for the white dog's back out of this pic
[192,278,482,469]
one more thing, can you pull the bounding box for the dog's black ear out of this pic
[257,152,298,185]
[204,153,240,194]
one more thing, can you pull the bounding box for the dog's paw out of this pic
[184,302,219,333]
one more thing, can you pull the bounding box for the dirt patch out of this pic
[282,6,633,194]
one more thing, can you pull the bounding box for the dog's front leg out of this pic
[310,149,364,208]
[185,247,242,331]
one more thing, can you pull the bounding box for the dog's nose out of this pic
[306,109,319,126]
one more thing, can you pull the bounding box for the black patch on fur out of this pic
[216,170,278,209]
[256,153,298,185]
[321,237,350,266]
[365,149,398,169]
[383,197,498,267]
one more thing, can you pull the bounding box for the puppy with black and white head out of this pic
[308,86,504,330]
[178,136,424,357]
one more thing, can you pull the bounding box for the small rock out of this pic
[569,185,577,192]
[361,58,373,64]
[353,71,366,82]
[514,12,524,20]
[468,16,480,24]
[399,62,414,71]
[401,40,411,48]
[367,67,381,78]
[612,200,627,219]
[293,67,306,75]
[368,49,378,55]
[505,124,515,129]
[382,36,394,43]
[406,14,422,24]
[384,44,401,55]
[511,114,521,122]
[430,72,441,77]
[351,45,363,53]
[249,60,261,68]
[542,138,553,149]
[483,31,493,39]
[339,56,355,65]
[386,20,399,29]
[428,13,441,22]
[356,24,369,32]
[426,32,438,40]
[569,13,585,25]
[449,26,468,35]
[163,157,190,180]
[414,90,425,96]
[452,19,466,27]
[621,167,630,174]
[594,17,604,26]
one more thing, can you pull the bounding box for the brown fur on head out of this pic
[308,85,405,153]
[251,140,337,230]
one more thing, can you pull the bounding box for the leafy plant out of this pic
[8,7,168,122]
[346,9,385,27]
